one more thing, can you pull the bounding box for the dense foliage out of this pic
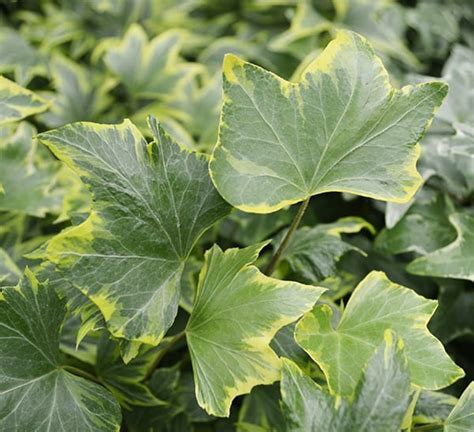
[0,1,473,431]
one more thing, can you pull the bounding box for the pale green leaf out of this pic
[444,383,474,432]
[0,270,121,431]
[211,31,446,213]
[281,331,412,432]
[295,271,464,396]
[37,117,230,346]
[186,243,325,417]
[0,76,48,125]
[0,247,21,286]
[408,213,474,282]
[104,24,200,99]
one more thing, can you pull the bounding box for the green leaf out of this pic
[413,390,458,426]
[104,24,199,99]
[270,0,419,68]
[186,243,325,417]
[295,271,464,396]
[444,383,474,432]
[0,247,21,286]
[408,213,474,282]
[429,280,474,343]
[0,28,46,85]
[0,270,121,431]
[39,55,114,128]
[210,30,446,213]
[376,193,457,255]
[277,217,374,282]
[0,122,62,216]
[280,331,412,432]
[237,384,285,432]
[0,76,49,125]
[37,117,230,347]
[95,333,167,408]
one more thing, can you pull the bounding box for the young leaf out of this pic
[408,213,474,282]
[295,271,464,396]
[280,331,412,432]
[0,270,121,431]
[37,117,230,346]
[0,76,48,125]
[210,30,446,213]
[104,24,199,99]
[276,217,374,281]
[444,382,474,432]
[186,243,325,417]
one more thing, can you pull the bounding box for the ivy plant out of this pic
[0,1,473,431]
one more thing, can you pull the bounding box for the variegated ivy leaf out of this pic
[444,382,474,432]
[37,116,230,347]
[408,213,474,282]
[270,0,419,68]
[0,247,21,286]
[281,331,411,432]
[39,55,114,128]
[0,123,62,217]
[104,24,199,99]
[413,390,458,426]
[186,243,325,417]
[0,28,47,85]
[376,193,457,255]
[0,270,121,431]
[210,31,446,214]
[295,271,464,396]
[276,217,374,282]
[0,76,48,125]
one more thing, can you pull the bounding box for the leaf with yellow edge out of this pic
[408,213,474,282]
[210,30,446,214]
[186,243,325,417]
[0,76,48,125]
[295,271,464,396]
[281,331,412,432]
[444,382,474,432]
[37,116,230,348]
[104,24,200,100]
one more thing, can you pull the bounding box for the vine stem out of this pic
[265,198,310,276]
[62,365,101,384]
[144,330,186,380]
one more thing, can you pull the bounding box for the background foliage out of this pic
[0,0,473,431]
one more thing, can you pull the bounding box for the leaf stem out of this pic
[265,198,310,276]
[144,330,186,380]
[62,365,101,383]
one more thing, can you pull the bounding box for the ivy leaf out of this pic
[295,271,464,396]
[0,247,21,286]
[0,76,49,125]
[408,213,474,282]
[37,116,230,347]
[277,217,374,282]
[444,383,474,432]
[186,243,325,417]
[0,270,121,431]
[210,31,446,213]
[270,0,419,68]
[0,28,46,85]
[281,331,412,432]
[413,390,458,426]
[39,55,114,128]
[375,193,457,255]
[0,123,62,216]
[104,24,199,99]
